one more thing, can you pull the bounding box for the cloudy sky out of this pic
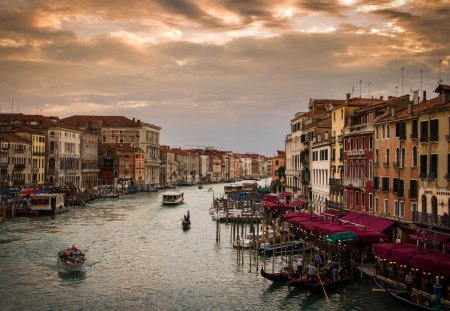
[0,1,448,156]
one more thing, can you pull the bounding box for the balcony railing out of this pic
[393,162,401,168]
[398,135,406,141]
[410,133,418,140]
[430,136,439,143]
[409,189,418,199]
[412,211,450,229]
[428,172,437,179]
[325,200,344,210]
[13,164,25,171]
[343,178,366,188]
[329,178,342,189]
[383,162,390,168]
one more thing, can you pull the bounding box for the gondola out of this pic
[302,276,351,293]
[260,267,299,283]
[373,274,450,311]
[181,212,191,230]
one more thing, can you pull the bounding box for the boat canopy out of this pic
[324,232,358,244]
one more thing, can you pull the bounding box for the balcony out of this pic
[428,172,437,179]
[420,136,428,143]
[393,161,402,169]
[408,189,418,199]
[13,164,25,171]
[358,150,365,155]
[329,178,342,189]
[325,200,344,210]
[410,133,418,140]
[430,136,439,143]
[383,162,390,168]
[14,149,25,153]
[398,135,406,141]
[412,211,450,229]
[343,178,366,188]
[344,123,373,135]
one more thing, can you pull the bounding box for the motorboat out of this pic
[58,246,86,272]
[162,190,184,205]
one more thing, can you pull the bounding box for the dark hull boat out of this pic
[260,267,299,283]
[287,275,351,292]
[373,274,450,311]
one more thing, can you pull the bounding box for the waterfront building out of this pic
[271,150,285,181]
[15,127,46,186]
[415,84,450,232]
[285,111,304,198]
[372,94,417,232]
[160,146,178,187]
[327,95,384,212]
[239,155,252,179]
[199,154,210,182]
[343,98,387,213]
[47,125,82,187]
[174,149,199,184]
[62,116,161,187]
[311,117,331,214]
[0,133,32,187]
[80,132,100,193]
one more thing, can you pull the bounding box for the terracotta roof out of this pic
[343,97,386,108]
[0,132,29,142]
[435,84,450,92]
[301,107,328,118]
[310,99,346,105]
[61,115,140,128]
[316,116,332,127]
[374,96,440,123]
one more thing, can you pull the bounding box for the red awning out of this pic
[410,253,447,274]
[409,231,450,243]
[390,245,429,264]
[290,200,305,207]
[282,212,304,220]
[322,210,341,218]
[312,223,348,235]
[340,212,394,232]
[278,191,290,198]
[372,243,406,259]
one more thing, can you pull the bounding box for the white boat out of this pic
[58,246,86,272]
[30,193,69,215]
[211,208,243,220]
[162,190,184,205]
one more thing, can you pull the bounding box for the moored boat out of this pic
[162,190,184,205]
[58,245,86,272]
[258,240,303,256]
[261,267,299,283]
[30,193,69,215]
[373,274,450,310]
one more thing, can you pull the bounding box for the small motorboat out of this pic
[58,245,86,272]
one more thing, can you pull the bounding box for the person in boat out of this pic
[296,256,303,274]
[306,262,317,283]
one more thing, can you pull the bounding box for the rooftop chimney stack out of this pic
[423,90,427,102]
[413,90,419,105]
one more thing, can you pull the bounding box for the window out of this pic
[369,136,372,149]
[420,155,427,178]
[412,147,417,167]
[430,119,439,141]
[384,199,389,215]
[350,190,353,208]
[399,202,405,218]
[411,119,418,138]
[369,161,373,179]
[420,120,428,141]
[373,176,379,190]
[369,193,373,212]
[430,154,438,178]
[396,121,406,139]
[394,200,399,216]
[362,193,365,211]
[375,196,379,213]
[386,125,390,138]
[361,161,365,179]
[410,180,418,199]
[356,191,359,207]
[401,148,405,167]
[375,149,379,164]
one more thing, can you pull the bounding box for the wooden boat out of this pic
[181,211,191,230]
[58,246,86,272]
[373,274,450,310]
[162,190,184,205]
[301,276,351,293]
[261,267,299,283]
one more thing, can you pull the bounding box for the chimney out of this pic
[380,96,384,100]
[346,93,351,100]
[133,117,135,122]
[391,107,395,118]
[408,102,412,115]
[413,90,419,105]
[422,90,427,102]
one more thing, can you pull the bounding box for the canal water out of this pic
[0,180,410,311]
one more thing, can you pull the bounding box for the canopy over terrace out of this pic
[340,211,395,233]
[409,230,450,244]
[410,253,450,276]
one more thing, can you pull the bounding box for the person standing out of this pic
[306,262,317,283]
[405,271,414,293]
[296,256,303,274]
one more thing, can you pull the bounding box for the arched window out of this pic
[386,148,390,165]
[431,196,438,224]
[401,147,405,168]
[369,160,373,179]
[421,195,427,215]
[350,161,353,178]
[412,147,418,167]
[355,161,359,178]
[396,148,400,166]
[49,158,55,170]
[50,141,55,152]
[362,161,365,179]
[375,149,379,164]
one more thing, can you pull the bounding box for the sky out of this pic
[0,0,449,156]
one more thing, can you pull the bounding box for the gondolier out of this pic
[405,271,413,293]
